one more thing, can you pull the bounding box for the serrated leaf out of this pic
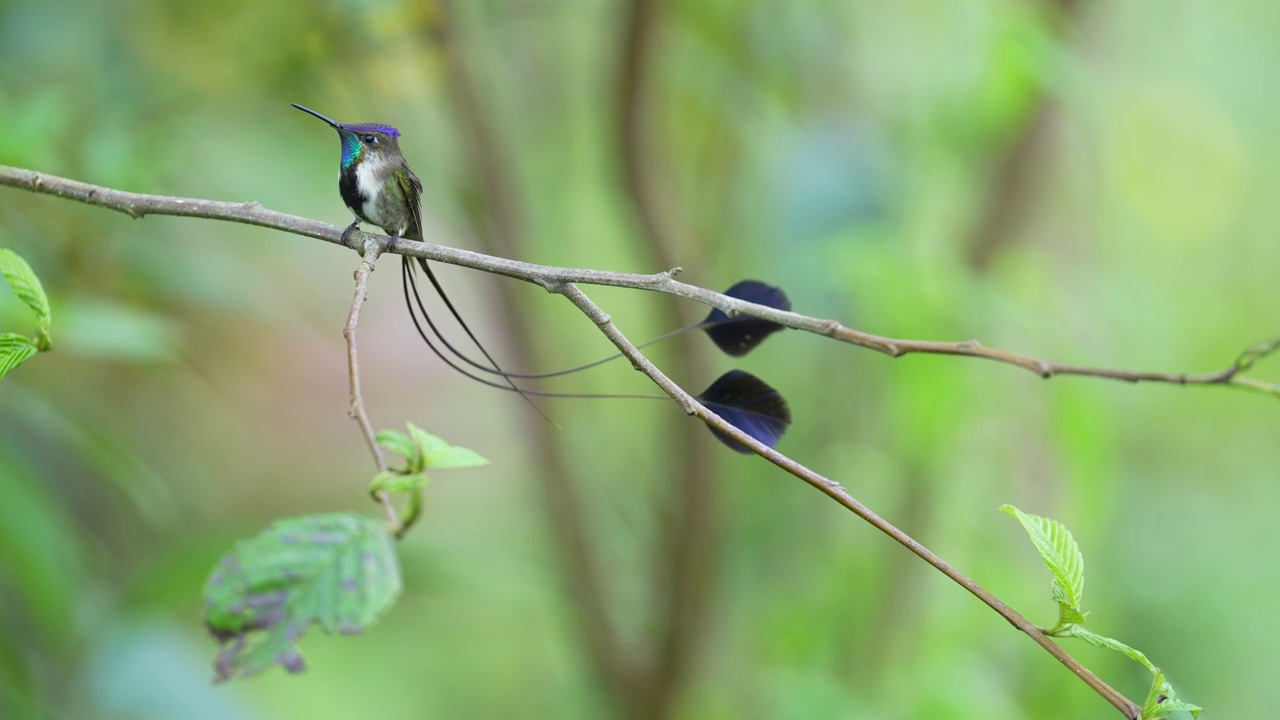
[1001,505,1085,614]
[203,513,401,682]
[1058,606,1087,625]
[426,445,489,470]
[0,249,52,342]
[0,333,37,379]
[1049,583,1087,625]
[1142,670,1202,720]
[1063,626,1156,672]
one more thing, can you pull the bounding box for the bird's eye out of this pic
[363,134,377,144]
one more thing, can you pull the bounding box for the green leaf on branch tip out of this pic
[426,445,488,470]
[0,333,37,379]
[375,429,419,471]
[1142,670,1203,720]
[1234,335,1280,373]
[1063,628,1201,717]
[0,249,52,348]
[1001,504,1085,620]
[203,513,401,683]
[1050,584,1087,625]
[407,422,448,461]
[377,423,488,475]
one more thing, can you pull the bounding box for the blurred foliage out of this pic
[2,0,1279,718]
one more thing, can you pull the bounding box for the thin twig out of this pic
[342,241,400,532]
[551,281,1142,720]
[4,165,1275,399]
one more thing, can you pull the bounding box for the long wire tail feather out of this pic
[400,259,666,409]
[403,257,551,421]
[405,257,704,379]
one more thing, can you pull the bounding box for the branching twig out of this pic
[4,165,1275,399]
[341,240,400,533]
[9,165,1276,717]
[551,281,1142,719]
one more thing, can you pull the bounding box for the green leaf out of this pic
[0,249,52,348]
[1063,627,1202,718]
[1234,335,1280,373]
[1050,583,1087,624]
[376,423,488,474]
[370,470,430,495]
[406,422,448,461]
[1001,504,1085,618]
[401,488,424,536]
[1142,670,1203,720]
[1062,625,1155,671]
[426,445,489,470]
[0,333,37,379]
[203,513,401,682]
[374,429,419,471]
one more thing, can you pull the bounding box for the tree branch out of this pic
[4,164,1275,400]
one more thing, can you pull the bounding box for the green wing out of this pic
[398,163,424,241]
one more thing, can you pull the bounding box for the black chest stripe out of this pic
[338,170,371,223]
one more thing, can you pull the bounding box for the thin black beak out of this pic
[291,103,342,130]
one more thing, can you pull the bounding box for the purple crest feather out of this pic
[341,122,401,138]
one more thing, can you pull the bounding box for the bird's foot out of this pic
[387,232,402,253]
[340,220,360,247]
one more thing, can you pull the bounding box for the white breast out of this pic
[353,157,392,226]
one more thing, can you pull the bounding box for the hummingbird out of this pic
[290,102,534,407]
[291,103,793,450]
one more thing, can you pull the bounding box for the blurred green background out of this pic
[1,0,1277,717]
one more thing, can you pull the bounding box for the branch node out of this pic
[958,339,982,352]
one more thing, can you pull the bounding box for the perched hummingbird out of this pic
[291,104,420,248]
[291,103,532,405]
[290,104,793,450]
